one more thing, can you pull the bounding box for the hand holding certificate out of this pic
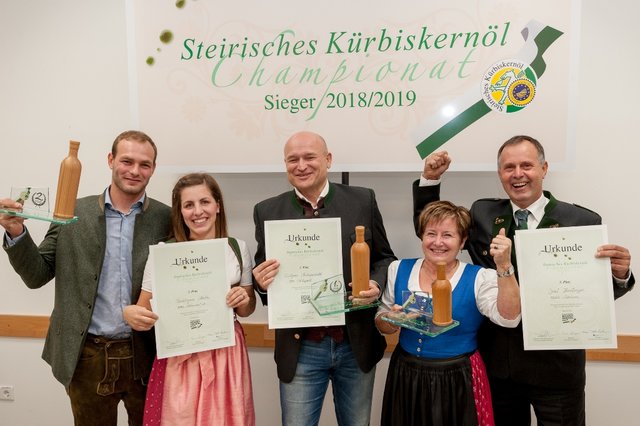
[265,218,346,329]
[150,239,235,358]
[515,225,617,350]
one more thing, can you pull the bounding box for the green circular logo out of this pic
[482,60,537,113]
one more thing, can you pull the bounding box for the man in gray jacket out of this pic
[0,130,171,425]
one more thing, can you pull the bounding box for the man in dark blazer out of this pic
[413,135,634,426]
[252,131,396,426]
[0,131,171,426]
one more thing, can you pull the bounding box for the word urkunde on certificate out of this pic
[150,239,235,358]
[265,218,346,329]
[515,225,616,350]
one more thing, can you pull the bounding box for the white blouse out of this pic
[378,259,520,328]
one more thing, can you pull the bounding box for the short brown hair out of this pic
[417,200,471,241]
[111,130,158,164]
[170,173,228,242]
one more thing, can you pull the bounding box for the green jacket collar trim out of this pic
[491,190,559,236]
[288,182,335,211]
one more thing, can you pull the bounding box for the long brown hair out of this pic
[170,173,228,242]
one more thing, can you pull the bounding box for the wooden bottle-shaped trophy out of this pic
[53,141,82,219]
[350,225,370,297]
[432,262,453,326]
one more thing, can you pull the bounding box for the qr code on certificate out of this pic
[190,319,203,329]
[300,295,310,304]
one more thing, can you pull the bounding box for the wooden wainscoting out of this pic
[1,315,638,362]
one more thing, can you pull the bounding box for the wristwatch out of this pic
[496,265,515,278]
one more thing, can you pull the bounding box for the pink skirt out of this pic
[470,351,494,426]
[143,321,255,426]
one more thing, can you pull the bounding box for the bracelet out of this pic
[496,265,515,278]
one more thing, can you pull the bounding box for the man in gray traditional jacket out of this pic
[0,130,171,426]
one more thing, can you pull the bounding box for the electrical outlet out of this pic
[0,386,15,401]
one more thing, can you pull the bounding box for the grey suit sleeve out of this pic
[4,224,58,289]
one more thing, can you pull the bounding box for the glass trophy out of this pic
[0,141,81,225]
[310,274,380,316]
[381,290,459,337]
[0,186,78,225]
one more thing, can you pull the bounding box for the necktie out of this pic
[515,209,529,230]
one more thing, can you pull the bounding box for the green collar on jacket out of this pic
[491,190,560,237]
[288,181,336,213]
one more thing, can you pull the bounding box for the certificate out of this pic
[265,218,346,329]
[515,225,616,350]
[150,239,235,358]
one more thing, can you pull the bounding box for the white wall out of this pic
[1,1,639,425]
